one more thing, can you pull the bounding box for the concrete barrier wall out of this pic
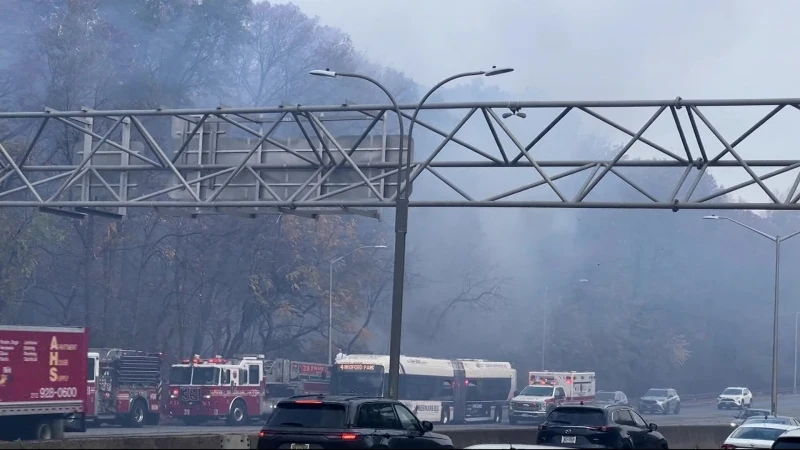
[0,425,734,449]
[0,434,250,449]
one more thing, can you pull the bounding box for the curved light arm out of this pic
[401,71,485,194]
[401,68,513,194]
[312,70,405,195]
[705,215,776,241]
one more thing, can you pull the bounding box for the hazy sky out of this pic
[272,0,800,201]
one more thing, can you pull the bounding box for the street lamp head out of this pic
[309,69,337,78]
[502,112,513,119]
[703,215,720,220]
[485,66,515,77]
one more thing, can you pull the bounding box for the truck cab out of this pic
[508,384,566,424]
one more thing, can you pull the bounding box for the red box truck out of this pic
[0,325,89,441]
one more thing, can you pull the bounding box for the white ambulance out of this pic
[508,371,596,424]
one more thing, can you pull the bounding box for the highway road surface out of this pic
[67,394,800,439]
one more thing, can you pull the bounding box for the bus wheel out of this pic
[494,405,503,423]
[440,406,450,424]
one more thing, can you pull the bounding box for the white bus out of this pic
[329,354,517,424]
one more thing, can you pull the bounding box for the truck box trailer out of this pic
[0,325,89,441]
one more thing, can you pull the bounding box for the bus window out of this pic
[467,378,513,402]
[437,380,454,400]
[399,375,441,401]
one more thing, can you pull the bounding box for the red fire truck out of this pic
[166,355,329,426]
[79,349,163,428]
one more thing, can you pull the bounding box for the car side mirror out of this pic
[422,421,434,433]
[513,390,519,397]
[648,423,657,432]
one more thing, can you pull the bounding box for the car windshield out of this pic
[730,427,791,441]
[190,367,220,385]
[169,366,192,385]
[520,386,554,397]
[267,402,346,429]
[741,410,771,419]
[595,392,616,401]
[723,388,743,395]
[645,389,668,397]
[545,408,606,427]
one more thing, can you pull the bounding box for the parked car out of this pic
[638,388,680,415]
[256,395,454,449]
[721,423,799,449]
[594,391,629,407]
[536,404,668,449]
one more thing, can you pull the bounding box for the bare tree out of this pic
[426,267,509,338]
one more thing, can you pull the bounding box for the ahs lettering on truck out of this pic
[49,336,76,382]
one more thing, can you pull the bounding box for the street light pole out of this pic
[327,245,387,365]
[310,69,403,377]
[704,215,800,415]
[542,285,548,370]
[794,312,799,395]
[311,66,512,399]
[386,67,512,400]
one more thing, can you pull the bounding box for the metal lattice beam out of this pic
[1,97,800,217]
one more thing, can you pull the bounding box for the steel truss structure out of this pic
[1,97,800,218]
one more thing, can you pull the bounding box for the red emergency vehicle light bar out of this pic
[180,356,228,364]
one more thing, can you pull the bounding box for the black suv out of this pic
[536,404,669,449]
[256,395,454,449]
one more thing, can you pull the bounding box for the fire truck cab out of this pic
[167,355,329,426]
[83,349,163,428]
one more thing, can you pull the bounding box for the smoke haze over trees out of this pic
[1,0,800,398]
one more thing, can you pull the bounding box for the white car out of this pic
[721,423,799,449]
[718,386,753,409]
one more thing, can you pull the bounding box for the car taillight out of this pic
[328,433,361,440]
[721,445,737,450]
[259,431,272,438]
[590,426,610,432]
[295,400,322,404]
[538,425,548,431]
